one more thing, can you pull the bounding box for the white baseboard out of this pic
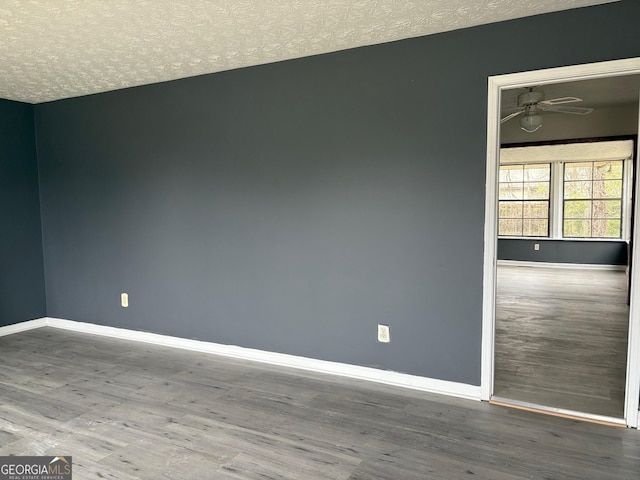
[497,260,626,271]
[0,318,48,337]
[0,317,481,401]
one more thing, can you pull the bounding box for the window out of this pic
[498,140,634,241]
[498,163,550,237]
[563,160,623,238]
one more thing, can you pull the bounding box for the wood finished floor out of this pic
[1,328,639,479]
[495,265,629,419]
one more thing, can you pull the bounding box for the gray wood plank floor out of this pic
[1,328,639,479]
[494,265,629,418]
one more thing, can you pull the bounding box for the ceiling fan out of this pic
[501,87,594,133]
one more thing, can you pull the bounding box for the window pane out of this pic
[523,219,548,237]
[593,180,622,199]
[593,161,623,180]
[593,200,621,219]
[565,162,592,181]
[499,182,523,200]
[499,201,523,218]
[564,180,592,199]
[564,219,591,237]
[524,182,549,200]
[499,219,522,236]
[524,164,550,181]
[564,200,591,219]
[592,219,621,238]
[500,165,524,182]
[523,201,549,218]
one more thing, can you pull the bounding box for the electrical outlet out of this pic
[121,292,129,308]
[534,243,540,251]
[378,324,390,343]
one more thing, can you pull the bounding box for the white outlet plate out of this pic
[534,243,540,251]
[121,293,129,308]
[378,324,390,343]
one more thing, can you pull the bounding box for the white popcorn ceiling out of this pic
[0,0,618,104]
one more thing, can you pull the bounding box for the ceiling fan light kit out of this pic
[501,87,594,133]
[520,112,543,132]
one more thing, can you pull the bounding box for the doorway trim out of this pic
[481,57,640,428]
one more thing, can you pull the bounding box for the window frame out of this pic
[498,163,551,238]
[561,160,625,239]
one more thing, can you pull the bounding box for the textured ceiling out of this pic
[0,0,618,104]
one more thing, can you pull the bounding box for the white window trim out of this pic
[550,162,563,238]
[623,157,634,241]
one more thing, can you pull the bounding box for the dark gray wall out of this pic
[498,239,628,265]
[34,1,640,385]
[0,99,46,325]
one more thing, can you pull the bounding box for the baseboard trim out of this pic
[0,318,48,337]
[497,260,626,271]
[33,317,481,401]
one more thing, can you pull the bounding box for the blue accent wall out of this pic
[0,99,46,325]
[31,1,640,385]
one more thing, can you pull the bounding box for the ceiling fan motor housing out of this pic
[518,90,544,105]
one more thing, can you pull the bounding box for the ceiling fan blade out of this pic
[539,96,583,106]
[542,105,594,115]
[500,109,524,123]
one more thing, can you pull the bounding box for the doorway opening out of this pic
[482,58,640,428]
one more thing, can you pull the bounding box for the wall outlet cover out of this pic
[378,324,390,343]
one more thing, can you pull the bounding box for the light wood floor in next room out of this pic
[494,264,629,419]
[1,328,639,479]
